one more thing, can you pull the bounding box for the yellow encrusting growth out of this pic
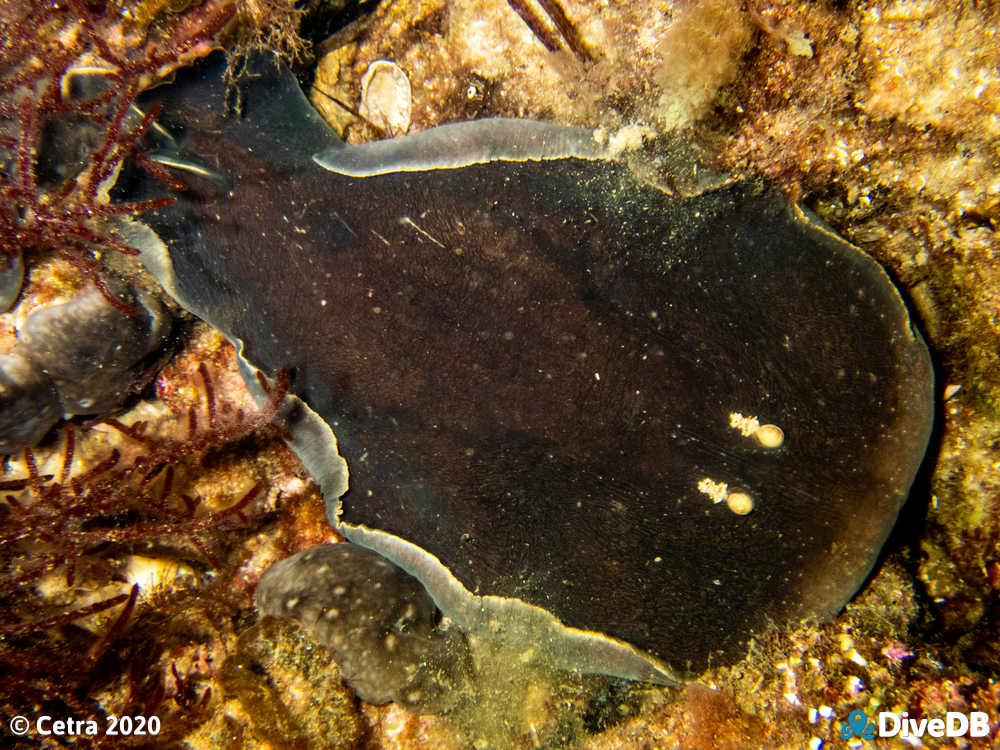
[729,411,761,437]
[697,477,729,504]
[651,0,752,131]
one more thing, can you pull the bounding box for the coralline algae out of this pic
[121,52,933,687]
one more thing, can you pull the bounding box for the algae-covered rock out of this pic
[212,617,365,750]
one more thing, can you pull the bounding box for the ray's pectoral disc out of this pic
[126,53,934,685]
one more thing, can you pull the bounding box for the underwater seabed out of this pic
[1,0,999,748]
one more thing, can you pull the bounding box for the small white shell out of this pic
[359,60,412,137]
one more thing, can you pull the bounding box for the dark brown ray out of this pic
[123,54,933,682]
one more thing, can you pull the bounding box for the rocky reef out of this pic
[1,1,998,748]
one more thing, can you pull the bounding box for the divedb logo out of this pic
[839,708,991,741]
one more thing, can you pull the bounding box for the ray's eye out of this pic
[725,490,754,516]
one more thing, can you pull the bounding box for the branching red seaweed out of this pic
[0,360,296,745]
[0,0,236,303]
[0,2,341,746]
